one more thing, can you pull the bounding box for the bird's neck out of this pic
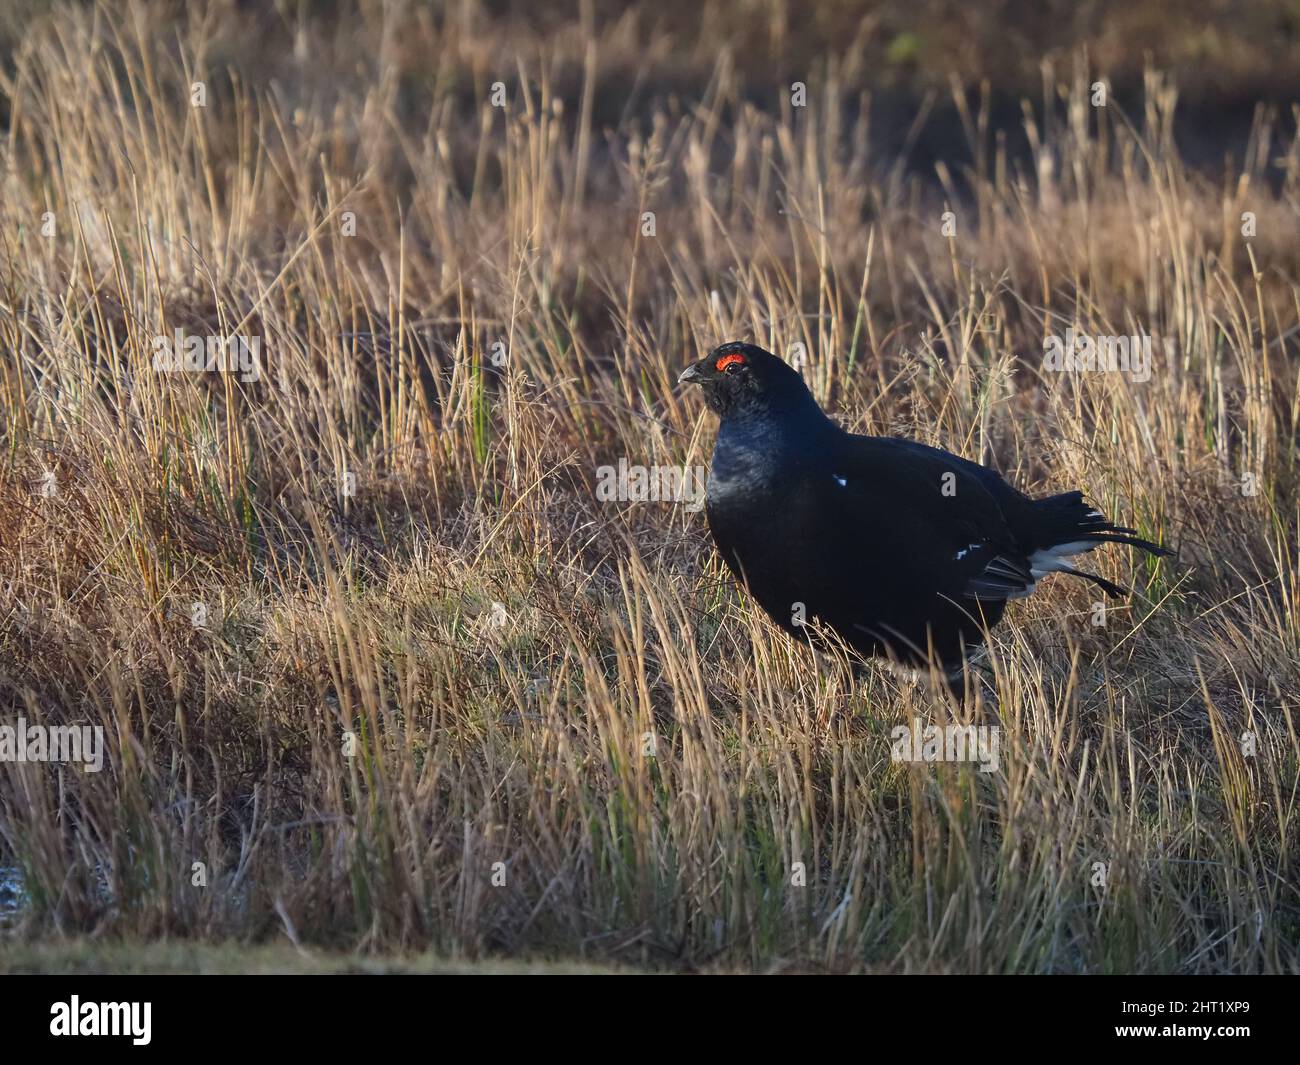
[716,388,837,444]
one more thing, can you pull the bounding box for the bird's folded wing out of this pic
[833,437,1034,601]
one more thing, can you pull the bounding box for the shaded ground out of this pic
[2,939,627,975]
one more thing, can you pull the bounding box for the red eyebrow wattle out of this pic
[716,353,746,372]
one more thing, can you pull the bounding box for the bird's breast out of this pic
[706,422,806,510]
[707,445,779,508]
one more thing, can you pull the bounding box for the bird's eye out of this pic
[716,353,746,374]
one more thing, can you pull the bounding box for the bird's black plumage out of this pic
[680,342,1171,684]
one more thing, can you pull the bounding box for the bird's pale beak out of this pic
[678,362,705,385]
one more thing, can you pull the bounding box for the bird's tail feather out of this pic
[1028,491,1171,598]
[1059,566,1128,598]
[1034,490,1172,558]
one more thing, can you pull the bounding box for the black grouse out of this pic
[679,342,1170,687]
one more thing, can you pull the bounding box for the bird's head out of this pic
[678,342,813,420]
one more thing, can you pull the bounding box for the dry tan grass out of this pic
[0,0,1296,972]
